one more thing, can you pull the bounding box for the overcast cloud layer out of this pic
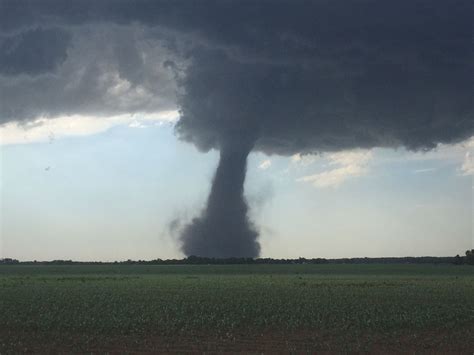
[0,0,471,154]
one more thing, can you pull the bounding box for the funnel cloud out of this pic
[180,140,260,257]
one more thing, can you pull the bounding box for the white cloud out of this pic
[460,137,474,176]
[371,136,473,178]
[291,154,302,163]
[461,151,474,176]
[258,159,272,170]
[0,110,179,145]
[291,153,317,166]
[326,150,372,167]
[297,150,372,188]
[128,120,146,128]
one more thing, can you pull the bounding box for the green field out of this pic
[1,264,473,352]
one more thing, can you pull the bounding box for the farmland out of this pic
[0,264,473,353]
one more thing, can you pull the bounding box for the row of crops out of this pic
[0,264,473,352]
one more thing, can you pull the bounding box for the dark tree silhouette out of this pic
[466,250,474,265]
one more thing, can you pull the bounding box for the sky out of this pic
[0,0,473,260]
[1,118,472,260]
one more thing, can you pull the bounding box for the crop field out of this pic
[0,264,473,353]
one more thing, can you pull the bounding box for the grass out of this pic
[0,264,473,352]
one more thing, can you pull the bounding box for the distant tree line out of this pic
[453,249,474,265]
[1,250,473,265]
[0,258,19,265]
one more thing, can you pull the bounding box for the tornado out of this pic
[169,1,471,258]
[180,141,260,258]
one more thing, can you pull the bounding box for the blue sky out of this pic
[1,118,472,261]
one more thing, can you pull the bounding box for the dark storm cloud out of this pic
[172,1,473,155]
[0,25,178,123]
[0,28,70,76]
[1,0,472,257]
[1,1,472,151]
